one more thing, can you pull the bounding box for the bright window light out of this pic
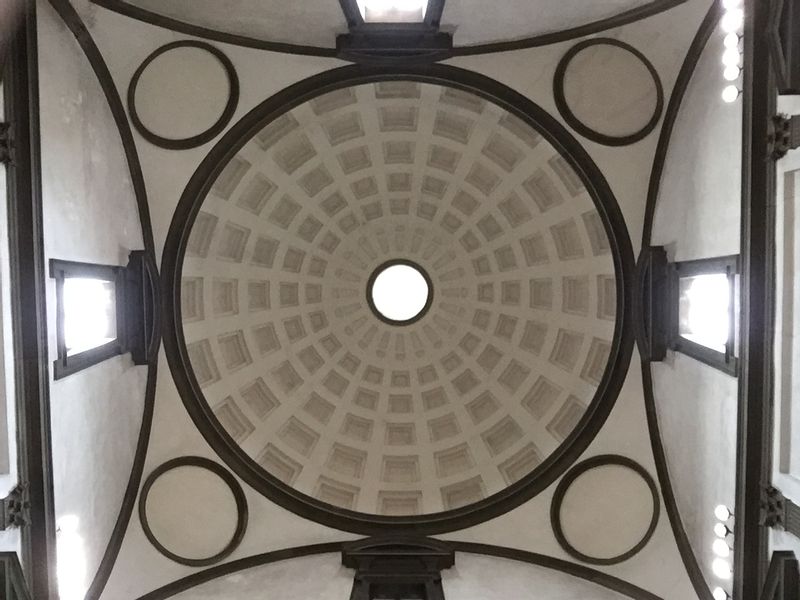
[723,65,741,81]
[357,0,428,23]
[721,85,740,103]
[678,273,731,353]
[57,515,87,600]
[722,47,740,67]
[712,558,733,580]
[713,587,729,600]
[371,263,429,322]
[714,504,732,521]
[721,8,744,33]
[712,538,731,558]
[63,277,117,356]
[723,32,740,49]
[714,522,730,538]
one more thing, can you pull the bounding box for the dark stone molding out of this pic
[160,62,636,536]
[553,38,665,147]
[762,551,799,600]
[549,454,660,566]
[135,540,661,600]
[138,456,249,567]
[44,2,161,600]
[2,4,58,596]
[127,41,240,150]
[637,4,723,600]
[0,552,32,600]
[768,0,800,95]
[734,0,780,595]
[88,0,686,60]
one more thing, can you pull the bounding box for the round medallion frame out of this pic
[160,64,636,535]
[128,40,240,150]
[550,454,660,565]
[139,456,249,567]
[553,38,664,147]
[366,259,435,327]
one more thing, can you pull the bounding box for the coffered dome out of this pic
[169,73,625,523]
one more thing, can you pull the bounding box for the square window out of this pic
[670,255,739,374]
[357,0,428,23]
[51,259,126,379]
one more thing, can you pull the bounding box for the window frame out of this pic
[50,259,127,380]
[668,254,739,375]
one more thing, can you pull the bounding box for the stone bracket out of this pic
[0,485,29,530]
[761,485,800,540]
[770,114,800,159]
[762,485,786,528]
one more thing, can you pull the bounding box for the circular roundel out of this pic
[554,38,664,146]
[162,64,635,534]
[550,454,660,565]
[139,456,248,566]
[128,41,240,150]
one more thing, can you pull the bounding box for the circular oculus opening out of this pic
[368,260,432,325]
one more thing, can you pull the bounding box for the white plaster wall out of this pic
[169,554,353,600]
[649,22,742,595]
[37,0,149,595]
[443,553,629,599]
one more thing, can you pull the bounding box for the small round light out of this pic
[713,587,729,600]
[721,8,744,33]
[714,522,730,538]
[722,47,741,67]
[724,32,740,49]
[724,65,741,81]
[713,538,731,558]
[712,558,733,580]
[722,85,740,103]
[714,505,732,521]
[722,0,741,9]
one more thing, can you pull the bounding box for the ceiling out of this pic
[118,0,665,48]
[179,80,618,516]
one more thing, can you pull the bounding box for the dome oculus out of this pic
[368,260,433,325]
